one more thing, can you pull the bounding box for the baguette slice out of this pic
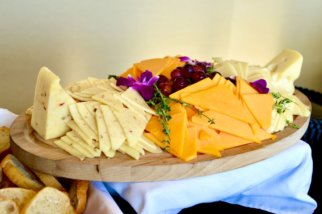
[21,187,75,214]
[69,180,89,214]
[0,127,10,159]
[0,198,19,214]
[33,171,65,191]
[0,188,36,208]
[1,154,43,191]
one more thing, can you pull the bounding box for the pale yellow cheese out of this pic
[31,67,76,140]
[266,49,303,95]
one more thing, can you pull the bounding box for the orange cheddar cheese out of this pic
[168,111,188,158]
[160,57,185,78]
[170,77,213,99]
[145,116,165,141]
[182,85,254,124]
[144,132,165,148]
[217,132,252,149]
[241,94,274,129]
[192,110,260,143]
[120,66,142,79]
[181,127,197,161]
[238,77,258,94]
[135,58,171,76]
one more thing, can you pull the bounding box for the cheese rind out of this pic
[31,67,76,140]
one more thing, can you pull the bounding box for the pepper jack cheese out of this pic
[31,67,76,140]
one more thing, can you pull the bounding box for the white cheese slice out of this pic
[31,67,76,140]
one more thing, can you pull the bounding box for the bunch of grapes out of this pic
[157,61,221,96]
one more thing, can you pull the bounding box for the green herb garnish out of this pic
[107,75,119,80]
[286,120,300,129]
[272,92,293,114]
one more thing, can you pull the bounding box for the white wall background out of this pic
[0,0,321,113]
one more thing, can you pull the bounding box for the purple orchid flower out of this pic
[116,70,159,100]
[250,79,269,94]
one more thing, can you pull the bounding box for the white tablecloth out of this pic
[0,108,317,214]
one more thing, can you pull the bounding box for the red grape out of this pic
[157,75,169,85]
[191,71,207,83]
[171,68,183,79]
[158,82,172,96]
[192,65,204,73]
[182,64,194,78]
[173,77,190,92]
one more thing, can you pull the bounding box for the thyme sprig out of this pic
[272,92,293,114]
[286,120,300,129]
[147,85,215,151]
[169,97,215,125]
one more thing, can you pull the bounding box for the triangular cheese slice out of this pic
[181,127,197,161]
[191,110,260,143]
[135,57,171,76]
[182,85,254,124]
[238,77,258,94]
[168,111,187,158]
[241,94,274,129]
[113,106,147,147]
[100,105,125,150]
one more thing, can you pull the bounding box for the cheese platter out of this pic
[10,49,312,182]
[10,89,310,182]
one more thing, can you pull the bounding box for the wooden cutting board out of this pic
[10,90,311,182]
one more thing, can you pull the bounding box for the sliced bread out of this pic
[1,154,43,191]
[33,171,65,191]
[69,180,89,214]
[21,187,75,214]
[0,188,36,208]
[0,198,19,214]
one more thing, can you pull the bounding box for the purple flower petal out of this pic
[250,79,269,94]
[147,75,159,86]
[138,70,153,83]
[132,84,155,100]
[179,56,191,62]
[116,76,136,87]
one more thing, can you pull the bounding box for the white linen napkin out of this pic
[107,141,317,214]
[0,108,17,126]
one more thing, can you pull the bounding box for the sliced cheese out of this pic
[168,111,188,158]
[100,105,125,150]
[241,94,274,129]
[113,106,147,147]
[192,110,260,143]
[182,85,254,124]
[31,67,76,140]
[95,108,112,156]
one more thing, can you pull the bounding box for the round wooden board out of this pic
[10,90,311,182]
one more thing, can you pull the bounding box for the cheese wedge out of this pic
[95,107,112,156]
[266,49,303,95]
[31,67,76,140]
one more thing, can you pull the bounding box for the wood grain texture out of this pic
[10,90,311,182]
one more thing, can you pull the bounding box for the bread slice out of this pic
[21,187,75,214]
[69,180,89,214]
[0,126,10,158]
[0,188,36,208]
[1,154,44,191]
[33,171,65,191]
[0,198,19,214]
